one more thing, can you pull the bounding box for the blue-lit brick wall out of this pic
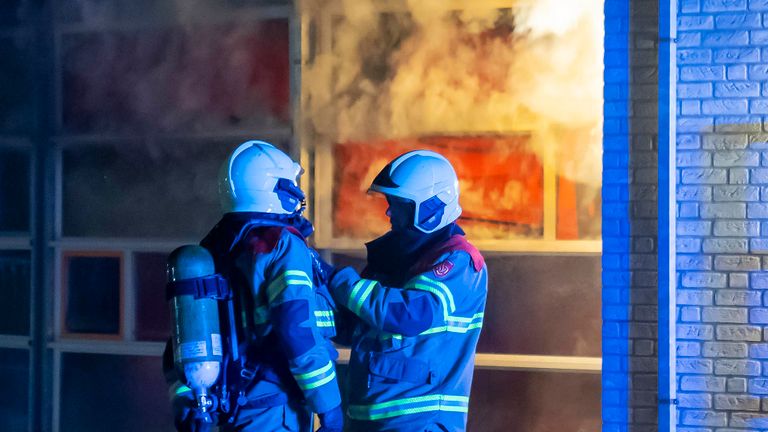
[676,0,768,429]
[603,0,662,430]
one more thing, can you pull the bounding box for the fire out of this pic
[301,0,603,239]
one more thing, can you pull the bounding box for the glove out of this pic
[172,391,216,432]
[317,404,344,432]
[309,249,337,285]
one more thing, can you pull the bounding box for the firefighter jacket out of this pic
[329,224,487,432]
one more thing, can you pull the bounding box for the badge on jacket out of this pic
[432,260,454,278]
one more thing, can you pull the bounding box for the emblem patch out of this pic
[433,260,454,278]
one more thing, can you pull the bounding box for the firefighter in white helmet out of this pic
[164,140,343,432]
[325,150,488,431]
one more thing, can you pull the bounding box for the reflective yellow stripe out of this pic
[347,279,368,309]
[421,313,484,335]
[420,322,483,335]
[267,270,312,302]
[352,280,377,315]
[348,394,469,420]
[294,360,333,381]
[409,283,449,319]
[415,276,455,313]
[300,370,336,390]
[447,312,484,323]
[168,382,192,401]
[294,361,336,391]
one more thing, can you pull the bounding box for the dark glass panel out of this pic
[65,255,121,335]
[0,349,29,432]
[135,252,171,341]
[478,254,601,356]
[61,20,290,133]
[0,36,34,132]
[0,251,30,335]
[0,1,25,25]
[62,139,244,238]
[468,370,601,431]
[334,253,600,356]
[0,148,30,232]
[60,353,173,432]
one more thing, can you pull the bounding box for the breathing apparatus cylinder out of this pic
[167,245,223,416]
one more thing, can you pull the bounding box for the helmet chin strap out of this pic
[274,178,307,213]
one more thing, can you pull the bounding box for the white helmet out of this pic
[369,150,462,233]
[219,140,305,214]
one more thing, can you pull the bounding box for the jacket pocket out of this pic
[368,352,432,385]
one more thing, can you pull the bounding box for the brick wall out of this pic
[676,0,768,429]
[603,0,662,430]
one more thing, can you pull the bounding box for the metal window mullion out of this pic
[49,340,165,356]
[542,152,557,241]
[0,335,32,349]
[51,349,61,432]
[56,4,292,35]
[53,247,62,339]
[52,128,293,147]
[0,237,32,249]
[53,147,62,240]
[52,237,197,251]
[123,250,135,341]
[335,348,601,373]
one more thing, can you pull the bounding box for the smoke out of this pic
[302,0,604,186]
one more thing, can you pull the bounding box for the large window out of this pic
[11,0,604,430]
[48,2,294,431]
[300,0,604,429]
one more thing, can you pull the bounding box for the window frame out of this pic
[296,0,603,374]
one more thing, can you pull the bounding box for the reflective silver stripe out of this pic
[420,312,484,335]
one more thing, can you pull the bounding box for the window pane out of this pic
[468,370,600,431]
[0,36,34,132]
[0,148,30,232]
[557,177,601,240]
[332,136,544,241]
[0,1,25,25]
[478,255,600,356]
[62,139,261,238]
[0,251,30,335]
[135,252,171,342]
[61,20,290,134]
[478,255,601,357]
[0,349,28,432]
[64,254,121,335]
[332,253,600,357]
[60,353,173,432]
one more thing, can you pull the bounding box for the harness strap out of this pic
[165,275,230,301]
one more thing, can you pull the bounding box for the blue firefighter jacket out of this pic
[166,212,341,420]
[329,224,487,432]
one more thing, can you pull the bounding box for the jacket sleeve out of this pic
[264,231,341,414]
[328,251,473,337]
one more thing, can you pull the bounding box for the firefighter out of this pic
[326,150,488,432]
[164,140,343,432]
